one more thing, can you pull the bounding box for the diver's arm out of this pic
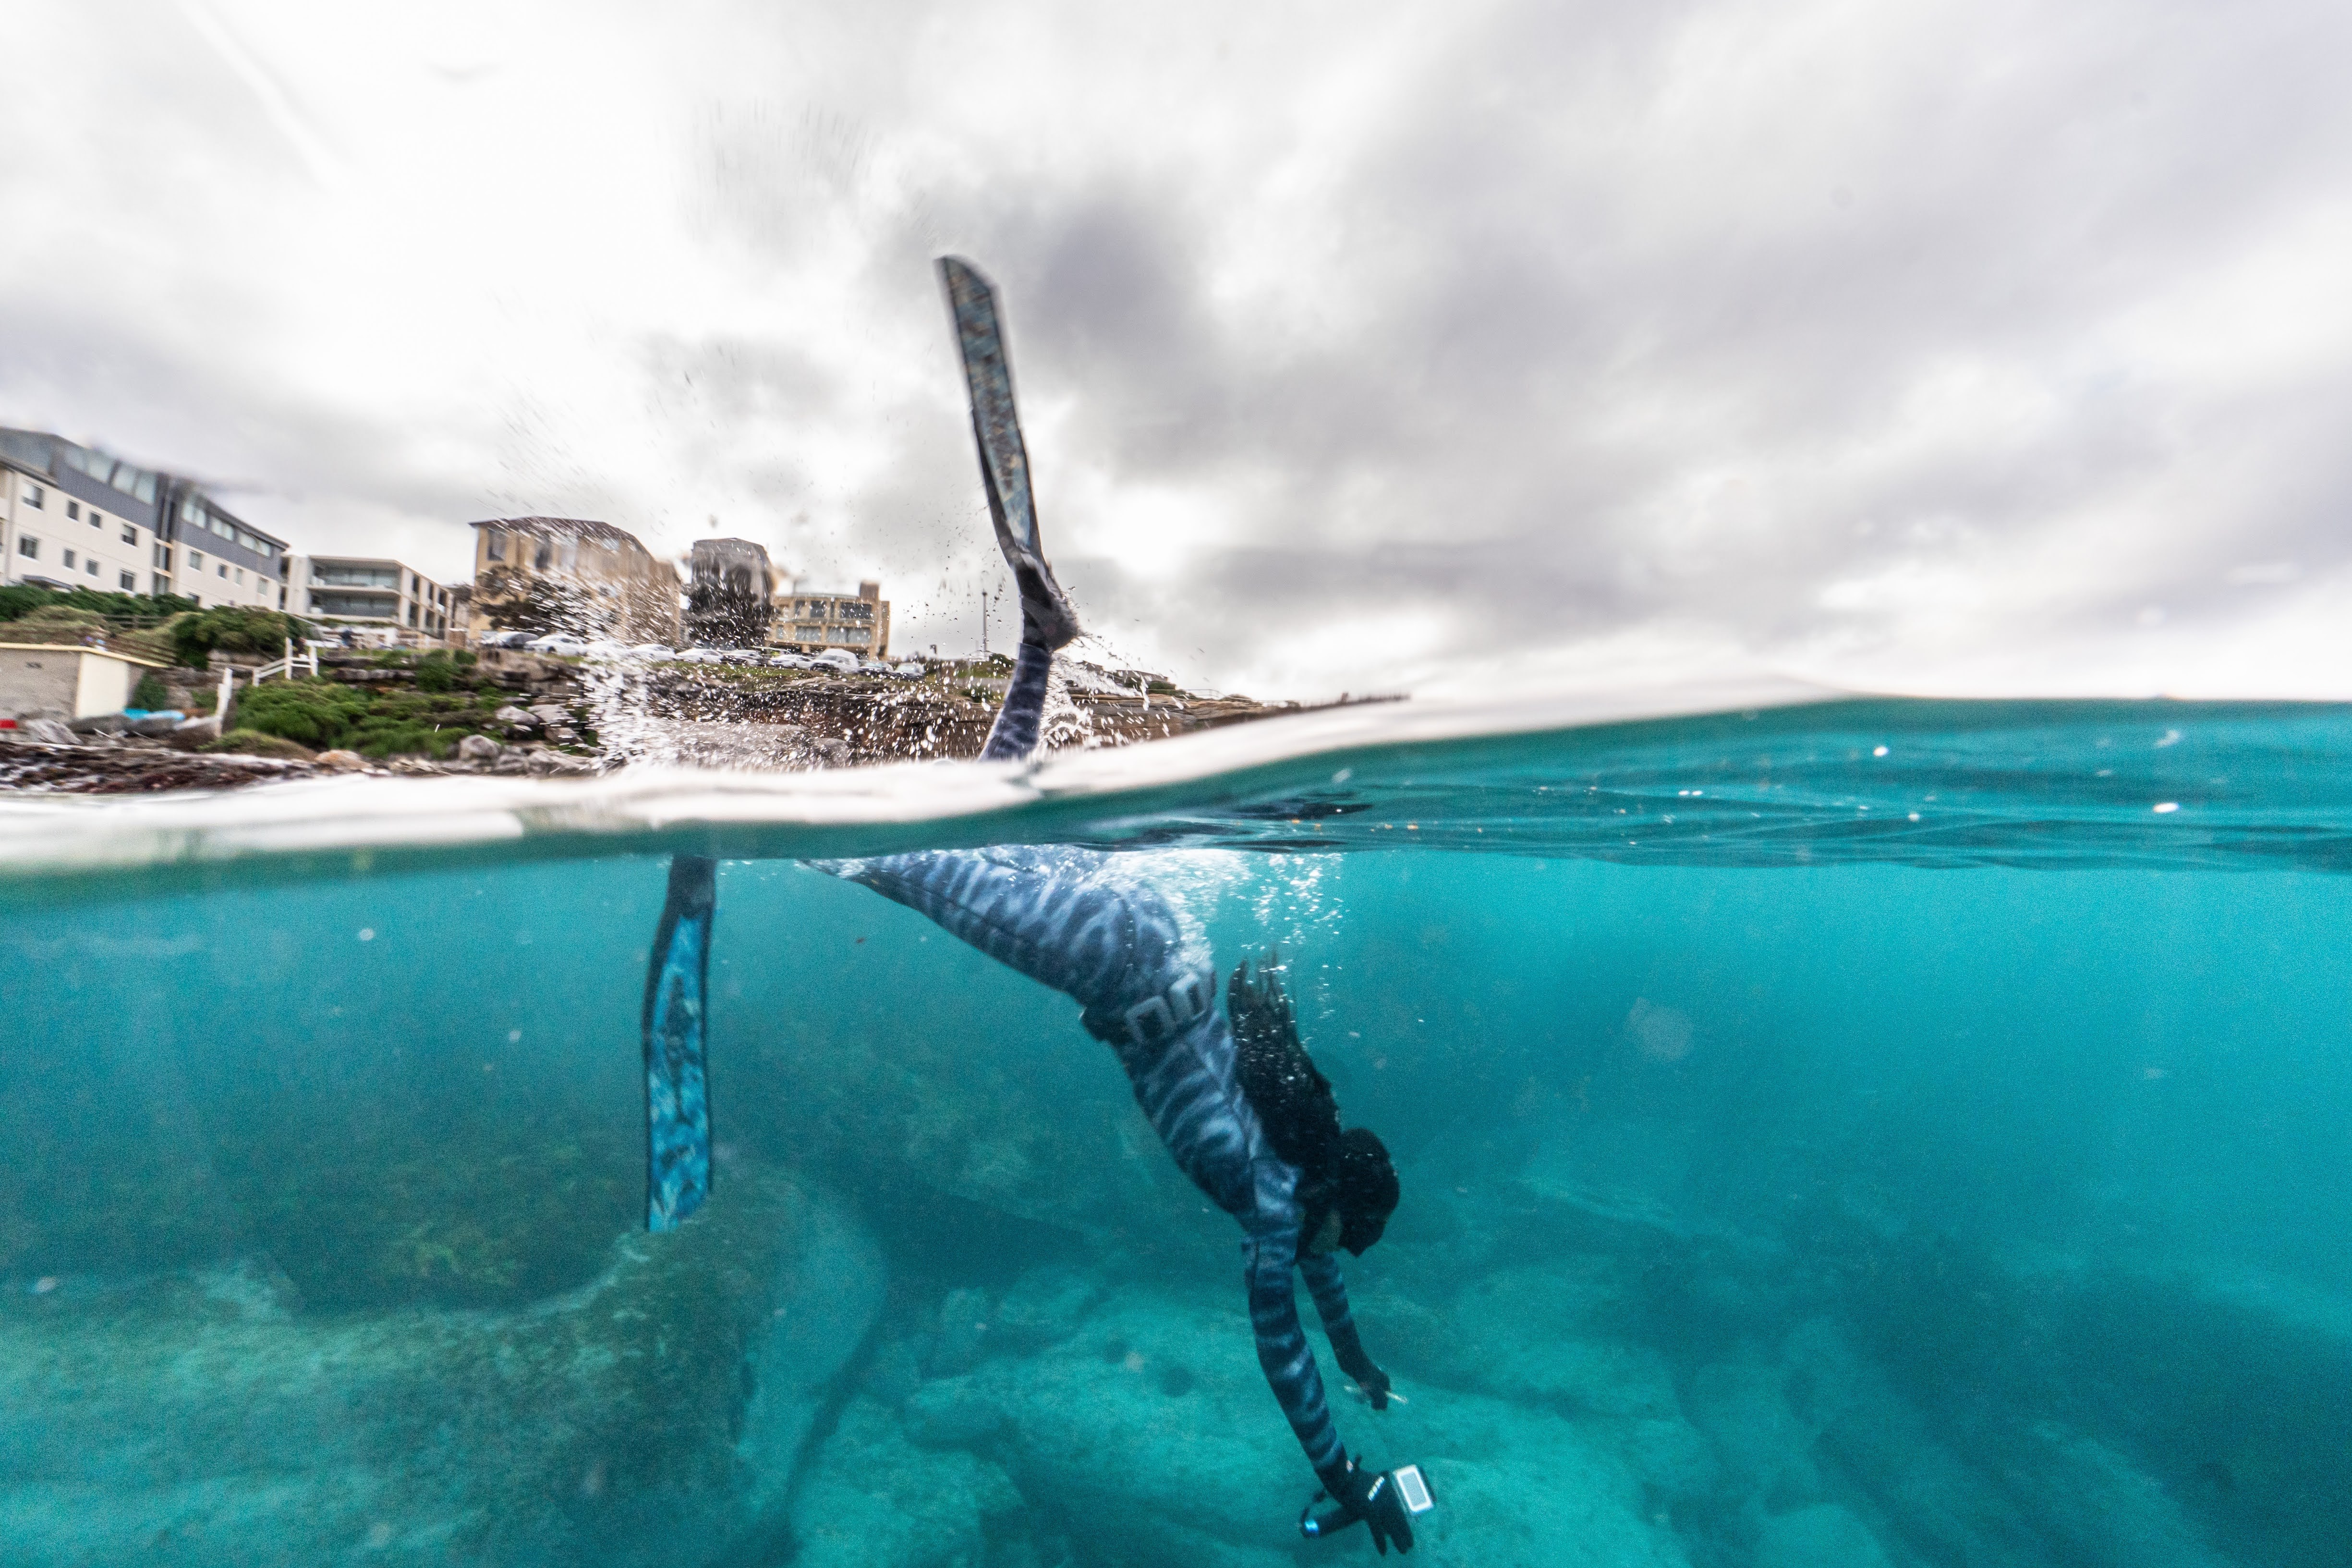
[1300,1252,1392,1409]
[1246,1228,1350,1483]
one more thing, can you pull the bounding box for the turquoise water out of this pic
[4,696,2350,1567]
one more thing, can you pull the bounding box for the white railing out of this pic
[251,635,319,683]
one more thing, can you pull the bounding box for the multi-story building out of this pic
[0,427,286,610]
[684,537,776,647]
[774,580,890,658]
[162,483,289,611]
[289,555,457,641]
[468,517,680,644]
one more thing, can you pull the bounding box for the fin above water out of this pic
[939,255,1081,650]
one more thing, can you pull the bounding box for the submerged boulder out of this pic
[858,1278,1690,1568]
[0,1166,884,1567]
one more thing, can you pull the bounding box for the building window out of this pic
[24,485,42,509]
[485,528,506,561]
[85,558,99,576]
[91,510,105,529]
[189,549,205,570]
[121,523,136,544]
[217,562,228,578]
[211,517,232,539]
[66,500,80,521]
[153,573,169,596]
[15,535,35,559]
[533,538,554,571]
[62,548,76,568]
[154,544,171,569]
[234,568,245,584]
[119,570,135,591]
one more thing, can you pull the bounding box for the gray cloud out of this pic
[3,0,2349,695]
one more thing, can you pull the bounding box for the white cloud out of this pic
[2,0,2347,699]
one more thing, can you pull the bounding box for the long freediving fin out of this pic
[643,854,717,1230]
[939,255,1080,650]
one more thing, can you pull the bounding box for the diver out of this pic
[643,257,1426,1554]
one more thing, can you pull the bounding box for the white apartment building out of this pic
[0,428,287,611]
[170,489,290,612]
[289,555,456,640]
[2,430,170,599]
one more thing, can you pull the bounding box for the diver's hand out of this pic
[1308,1457,1416,1555]
[1354,1363,1394,1411]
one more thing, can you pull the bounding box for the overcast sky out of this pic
[4,0,2348,699]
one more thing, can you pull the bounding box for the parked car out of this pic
[478,630,533,649]
[582,639,628,659]
[811,648,861,673]
[524,633,590,656]
[717,647,761,664]
[767,652,814,669]
[631,643,676,659]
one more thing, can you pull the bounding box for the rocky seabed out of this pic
[3,1144,2309,1568]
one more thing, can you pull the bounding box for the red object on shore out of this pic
[0,718,16,729]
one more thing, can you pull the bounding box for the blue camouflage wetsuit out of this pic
[825,844,1373,1478]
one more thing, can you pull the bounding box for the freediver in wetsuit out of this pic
[643,257,1423,1554]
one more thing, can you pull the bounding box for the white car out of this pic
[679,647,722,664]
[890,662,926,678]
[524,633,590,656]
[632,643,676,659]
[478,630,533,649]
[582,639,628,659]
[811,648,861,673]
[717,647,762,664]
[767,652,815,669]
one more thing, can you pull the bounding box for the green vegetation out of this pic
[130,670,171,710]
[231,676,519,759]
[415,649,457,692]
[170,605,312,669]
[202,729,316,760]
[0,583,196,623]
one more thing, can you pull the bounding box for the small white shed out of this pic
[0,643,168,722]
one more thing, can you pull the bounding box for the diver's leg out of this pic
[643,853,716,1230]
[979,637,1055,762]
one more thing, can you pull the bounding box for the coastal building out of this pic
[774,580,890,658]
[0,427,287,610]
[468,517,681,644]
[684,537,776,647]
[289,555,457,642]
[0,641,170,722]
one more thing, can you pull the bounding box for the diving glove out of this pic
[938,255,1082,651]
[1302,1456,1419,1556]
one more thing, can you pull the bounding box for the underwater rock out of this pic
[892,1284,1691,1568]
[1686,1360,1824,1508]
[930,1285,995,1376]
[791,1396,1025,1568]
[1755,1503,1894,1568]
[1380,1259,1682,1421]
[1782,1319,2046,1568]
[1992,1422,2236,1568]
[0,1167,884,1568]
[457,733,501,761]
